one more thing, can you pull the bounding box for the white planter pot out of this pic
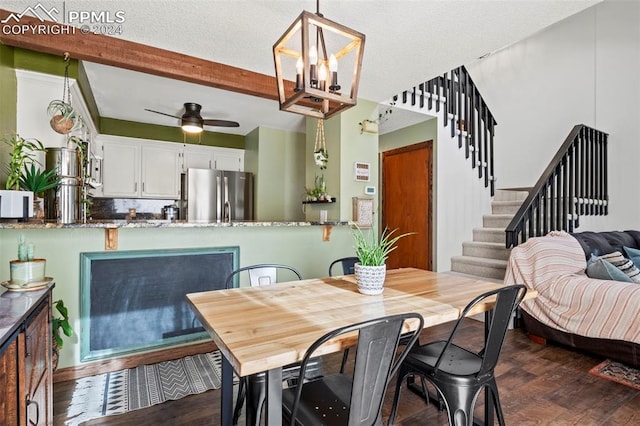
[354,263,387,295]
[0,190,33,219]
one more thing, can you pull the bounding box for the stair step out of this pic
[483,214,513,229]
[473,228,506,244]
[494,189,530,202]
[462,241,512,261]
[491,200,522,215]
[450,256,507,281]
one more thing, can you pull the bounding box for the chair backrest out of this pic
[288,312,424,426]
[434,284,527,377]
[328,256,359,276]
[224,264,302,289]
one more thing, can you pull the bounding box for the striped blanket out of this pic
[504,231,640,345]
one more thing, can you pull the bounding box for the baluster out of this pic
[435,77,441,113]
[489,119,495,195]
[588,125,596,214]
[603,132,608,215]
[470,86,477,167]
[568,145,575,232]
[464,70,470,156]
[484,107,489,188]
[598,131,604,215]
[561,156,568,230]
[535,193,542,237]
[580,127,585,215]
[542,184,548,235]
[402,90,408,105]
[442,73,447,123]
[478,101,483,178]
[457,68,463,148]
[427,80,433,110]
[450,71,456,136]
[411,86,416,106]
[550,175,557,231]
[419,83,424,109]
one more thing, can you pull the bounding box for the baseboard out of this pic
[53,340,217,383]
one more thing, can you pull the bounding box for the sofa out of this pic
[504,230,640,367]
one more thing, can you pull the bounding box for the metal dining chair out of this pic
[328,256,359,276]
[282,312,424,426]
[388,284,527,426]
[225,264,324,426]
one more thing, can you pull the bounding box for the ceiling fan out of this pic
[145,102,240,134]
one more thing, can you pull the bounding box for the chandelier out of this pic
[273,1,365,119]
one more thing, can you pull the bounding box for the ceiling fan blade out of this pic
[202,119,240,128]
[144,108,181,119]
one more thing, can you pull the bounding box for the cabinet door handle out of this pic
[26,398,40,425]
[134,182,138,192]
[25,335,31,357]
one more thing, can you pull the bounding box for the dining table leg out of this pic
[221,355,234,426]
[483,309,494,426]
[264,367,283,425]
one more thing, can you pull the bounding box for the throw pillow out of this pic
[586,255,633,282]
[623,246,640,269]
[595,251,640,283]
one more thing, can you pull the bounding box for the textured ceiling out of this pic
[3,0,600,135]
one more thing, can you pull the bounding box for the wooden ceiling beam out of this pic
[0,9,294,101]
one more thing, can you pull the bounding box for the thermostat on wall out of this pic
[364,186,376,195]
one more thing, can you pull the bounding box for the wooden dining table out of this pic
[186,267,535,426]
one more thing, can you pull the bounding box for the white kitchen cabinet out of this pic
[181,146,244,172]
[99,136,180,199]
[141,143,181,198]
[212,147,244,171]
[101,137,140,197]
[182,145,213,171]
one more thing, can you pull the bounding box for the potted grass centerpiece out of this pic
[352,226,414,295]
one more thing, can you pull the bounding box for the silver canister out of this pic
[46,148,82,223]
[163,204,179,221]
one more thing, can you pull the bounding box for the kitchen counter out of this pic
[0,220,351,229]
[0,283,54,346]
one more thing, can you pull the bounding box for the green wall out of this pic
[0,44,17,185]
[379,116,437,152]
[249,127,305,221]
[100,117,244,149]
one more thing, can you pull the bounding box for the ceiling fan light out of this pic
[181,116,203,133]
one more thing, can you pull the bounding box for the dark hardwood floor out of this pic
[54,320,640,425]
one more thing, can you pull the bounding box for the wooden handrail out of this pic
[505,124,609,248]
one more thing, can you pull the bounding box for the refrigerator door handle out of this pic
[223,176,231,222]
[216,175,221,223]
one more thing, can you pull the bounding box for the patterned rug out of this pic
[65,351,222,425]
[589,359,640,391]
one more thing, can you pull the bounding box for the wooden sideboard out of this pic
[0,284,54,425]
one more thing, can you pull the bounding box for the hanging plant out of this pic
[47,52,83,135]
[314,119,328,170]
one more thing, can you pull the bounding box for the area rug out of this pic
[589,359,640,391]
[65,351,222,425]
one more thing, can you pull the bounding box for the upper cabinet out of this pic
[95,136,244,199]
[182,145,244,172]
[97,136,181,199]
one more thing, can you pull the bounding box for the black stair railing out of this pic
[505,124,608,248]
[395,66,497,195]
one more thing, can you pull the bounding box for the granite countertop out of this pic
[0,220,351,229]
[0,283,53,346]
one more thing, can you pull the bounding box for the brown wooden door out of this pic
[382,141,433,270]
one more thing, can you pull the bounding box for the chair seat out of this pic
[282,374,352,426]
[247,357,324,384]
[406,340,483,377]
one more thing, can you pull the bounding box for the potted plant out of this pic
[352,225,414,295]
[47,99,83,134]
[19,163,60,220]
[52,299,73,370]
[1,135,46,219]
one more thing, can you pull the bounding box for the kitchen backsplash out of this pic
[90,198,177,220]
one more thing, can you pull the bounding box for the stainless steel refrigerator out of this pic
[181,168,253,222]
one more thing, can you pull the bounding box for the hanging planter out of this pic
[47,53,83,135]
[313,119,328,170]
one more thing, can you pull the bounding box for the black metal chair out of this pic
[282,312,424,426]
[225,264,324,426]
[388,284,527,426]
[328,256,359,276]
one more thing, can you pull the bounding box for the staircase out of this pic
[450,189,528,281]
